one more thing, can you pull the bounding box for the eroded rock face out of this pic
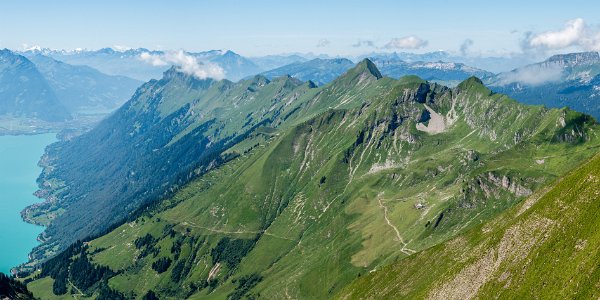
[487,172,532,197]
[416,104,449,134]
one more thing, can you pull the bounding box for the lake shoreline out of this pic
[0,133,57,276]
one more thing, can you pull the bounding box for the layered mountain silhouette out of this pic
[0,49,70,122]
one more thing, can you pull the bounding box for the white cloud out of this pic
[585,31,600,51]
[496,64,564,86]
[140,52,169,66]
[140,50,225,80]
[460,39,474,56]
[384,36,428,50]
[529,18,585,49]
[316,39,330,47]
[526,18,600,51]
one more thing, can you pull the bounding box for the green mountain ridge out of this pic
[21,60,600,299]
[22,62,358,263]
[338,151,600,299]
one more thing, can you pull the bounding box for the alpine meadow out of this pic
[1,1,600,299]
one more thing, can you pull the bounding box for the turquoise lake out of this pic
[0,133,56,274]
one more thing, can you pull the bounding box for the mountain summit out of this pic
[353,58,383,79]
[332,58,383,87]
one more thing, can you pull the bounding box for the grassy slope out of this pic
[338,151,600,299]
[28,65,600,299]
[24,69,320,261]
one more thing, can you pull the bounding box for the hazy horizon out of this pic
[2,0,600,58]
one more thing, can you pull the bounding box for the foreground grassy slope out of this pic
[338,152,600,299]
[27,63,600,299]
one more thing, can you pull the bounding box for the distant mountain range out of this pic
[0,49,142,128]
[29,48,267,82]
[6,47,600,131]
[487,52,600,119]
[25,47,534,83]
[25,47,168,81]
[357,50,536,73]
[370,56,494,86]
[23,53,141,115]
[0,49,70,122]
[260,56,493,86]
[248,54,308,70]
[260,58,355,85]
[0,47,534,135]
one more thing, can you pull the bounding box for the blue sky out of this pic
[1,0,599,56]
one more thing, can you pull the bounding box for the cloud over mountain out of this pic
[140,50,225,80]
[495,64,564,86]
[460,39,474,56]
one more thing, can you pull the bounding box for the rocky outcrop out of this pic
[486,172,532,197]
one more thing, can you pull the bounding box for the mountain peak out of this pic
[161,66,215,87]
[0,48,14,57]
[162,66,182,79]
[250,74,270,84]
[351,58,383,79]
[0,49,29,65]
[96,47,117,55]
[331,58,383,86]
[545,52,600,66]
[222,50,239,58]
[457,76,488,92]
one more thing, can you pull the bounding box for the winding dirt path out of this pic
[377,196,415,255]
